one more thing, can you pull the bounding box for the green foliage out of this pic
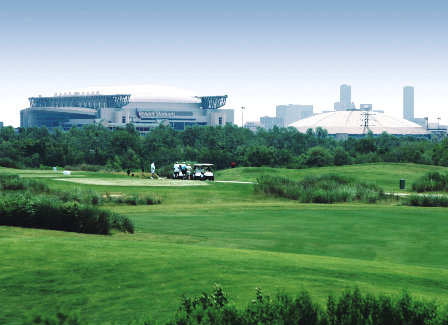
[22,309,87,325]
[0,173,51,193]
[171,286,447,325]
[306,147,333,167]
[0,157,25,169]
[411,171,448,192]
[255,173,385,203]
[179,284,229,315]
[0,122,440,172]
[0,193,134,234]
[403,194,448,207]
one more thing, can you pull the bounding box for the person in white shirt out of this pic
[151,162,155,179]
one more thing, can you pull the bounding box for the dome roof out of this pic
[59,85,201,104]
[289,110,428,135]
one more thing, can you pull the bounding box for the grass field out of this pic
[1,164,448,324]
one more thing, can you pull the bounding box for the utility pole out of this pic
[241,107,245,128]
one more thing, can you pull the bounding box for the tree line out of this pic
[1,123,447,171]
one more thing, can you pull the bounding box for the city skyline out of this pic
[1,0,447,127]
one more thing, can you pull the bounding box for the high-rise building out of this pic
[340,84,351,111]
[334,102,347,111]
[403,86,414,121]
[276,104,313,126]
[360,104,372,111]
[244,121,262,132]
[260,116,284,130]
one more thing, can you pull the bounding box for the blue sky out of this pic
[1,0,447,127]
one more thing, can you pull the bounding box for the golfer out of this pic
[151,162,155,179]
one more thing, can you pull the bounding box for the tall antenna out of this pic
[360,109,375,135]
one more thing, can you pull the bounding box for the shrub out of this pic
[0,173,51,193]
[255,173,384,204]
[0,192,134,235]
[411,171,448,192]
[0,157,25,169]
[403,194,448,208]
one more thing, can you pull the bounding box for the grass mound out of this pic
[0,192,134,234]
[255,173,385,203]
[412,171,448,192]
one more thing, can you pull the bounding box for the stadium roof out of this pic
[289,110,429,135]
[59,85,202,104]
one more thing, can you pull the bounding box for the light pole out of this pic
[438,117,441,129]
[241,107,245,128]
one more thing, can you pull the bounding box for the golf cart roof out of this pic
[193,164,213,168]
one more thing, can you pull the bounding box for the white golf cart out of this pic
[192,164,214,181]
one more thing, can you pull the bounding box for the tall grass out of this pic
[411,171,448,192]
[25,286,448,324]
[0,192,134,234]
[403,194,448,208]
[255,173,385,204]
[0,173,52,193]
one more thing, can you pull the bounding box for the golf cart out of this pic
[192,164,214,181]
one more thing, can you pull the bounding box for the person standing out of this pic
[151,162,155,179]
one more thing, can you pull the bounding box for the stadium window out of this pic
[219,117,222,126]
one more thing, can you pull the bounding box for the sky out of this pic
[1,0,447,127]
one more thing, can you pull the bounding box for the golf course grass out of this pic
[1,163,448,324]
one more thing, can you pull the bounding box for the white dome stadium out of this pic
[58,85,201,104]
[289,110,428,135]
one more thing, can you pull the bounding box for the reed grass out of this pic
[255,173,385,204]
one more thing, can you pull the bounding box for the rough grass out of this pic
[255,173,385,203]
[2,164,448,324]
[215,163,446,192]
[411,171,448,192]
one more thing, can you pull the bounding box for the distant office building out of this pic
[402,86,427,127]
[403,86,414,121]
[244,121,262,132]
[276,104,313,126]
[334,102,347,111]
[260,116,284,130]
[360,104,372,111]
[340,84,351,111]
[0,122,3,128]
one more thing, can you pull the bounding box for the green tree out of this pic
[306,147,333,167]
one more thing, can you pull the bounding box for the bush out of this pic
[403,194,448,208]
[411,171,448,192]
[0,157,25,169]
[255,173,385,204]
[0,173,51,193]
[0,192,134,235]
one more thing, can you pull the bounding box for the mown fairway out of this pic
[1,164,448,324]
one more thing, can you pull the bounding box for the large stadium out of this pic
[289,110,430,138]
[20,85,233,133]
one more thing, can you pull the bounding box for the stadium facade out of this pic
[20,85,233,134]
